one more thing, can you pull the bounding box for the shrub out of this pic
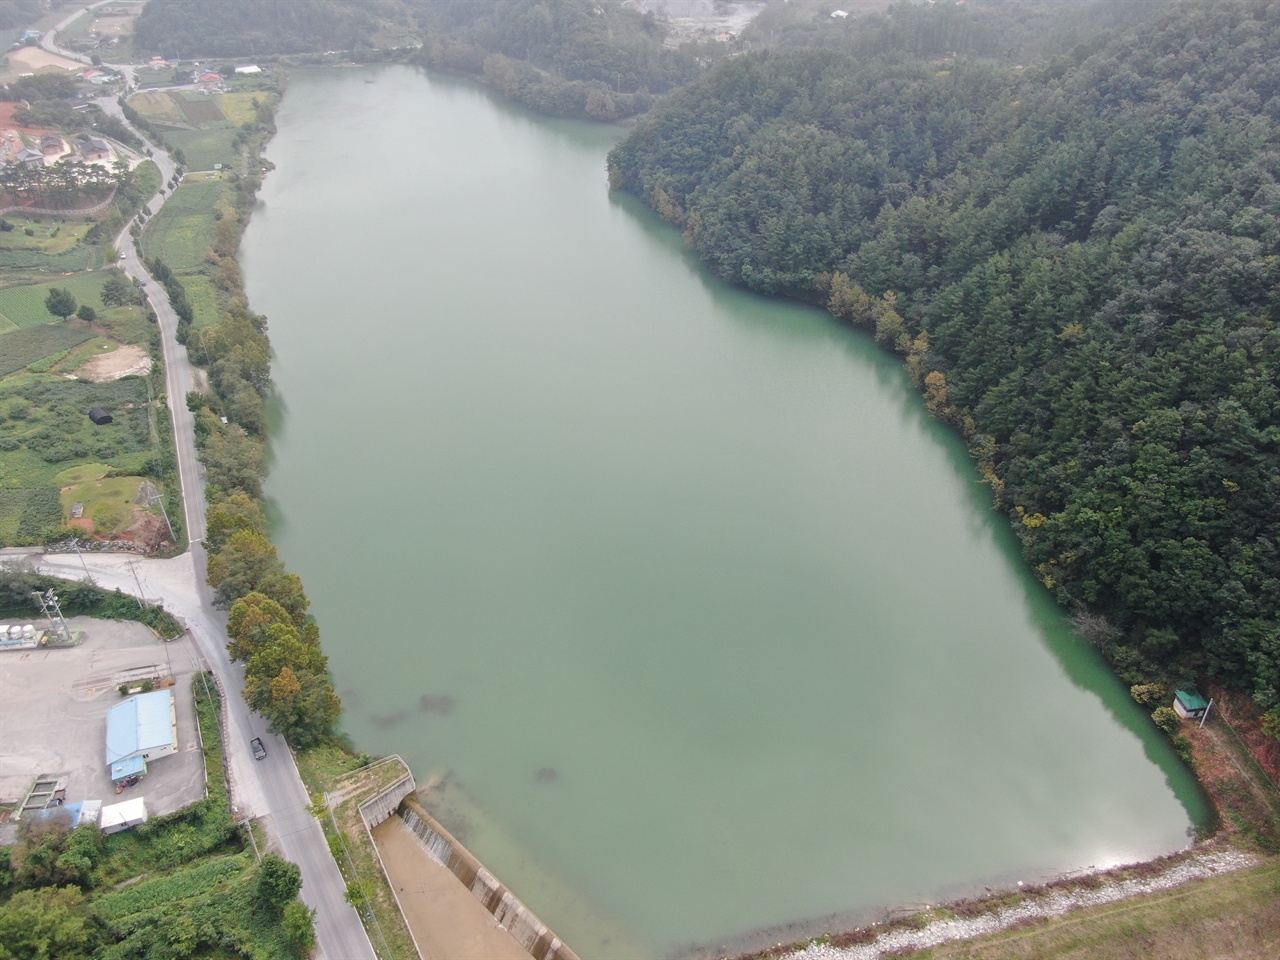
[1130,683,1168,708]
[1152,706,1182,737]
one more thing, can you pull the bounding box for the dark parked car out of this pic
[251,737,267,760]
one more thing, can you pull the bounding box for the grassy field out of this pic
[0,272,110,329]
[163,126,242,172]
[58,472,155,537]
[182,272,222,329]
[144,177,231,269]
[904,857,1280,960]
[93,302,154,348]
[0,216,95,255]
[0,375,157,543]
[218,91,271,126]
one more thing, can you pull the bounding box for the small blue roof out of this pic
[110,755,147,781]
[106,690,175,765]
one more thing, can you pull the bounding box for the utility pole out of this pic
[126,558,146,608]
[240,818,261,862]
[72,539,93,582]
[142,481,174,544]
[1200,698,1214,728]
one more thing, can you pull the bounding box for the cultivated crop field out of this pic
[171,90,226,125]
[144,178,229,269]
[163,126,241,172]
[128,90,183,122]
[0,272,109,329]
[0,323,94,376]
[216,92,272,126]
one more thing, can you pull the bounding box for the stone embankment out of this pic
[779,847,1258,960]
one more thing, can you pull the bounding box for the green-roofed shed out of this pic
[1173,689,1209,720]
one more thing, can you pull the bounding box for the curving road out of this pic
[26,12,379,960]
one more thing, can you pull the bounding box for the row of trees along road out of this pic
[608,0,1280,740]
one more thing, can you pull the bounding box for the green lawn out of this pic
[0,272,111,329]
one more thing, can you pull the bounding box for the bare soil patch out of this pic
[4,47,82,76]
[71,343,152,381]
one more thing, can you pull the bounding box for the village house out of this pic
[79,136,112,162]
[16,146,45,168]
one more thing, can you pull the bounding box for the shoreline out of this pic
[718,843,1260,960]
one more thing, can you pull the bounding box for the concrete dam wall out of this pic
[400,797,581,960]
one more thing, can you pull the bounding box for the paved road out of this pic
[28,14,379,960]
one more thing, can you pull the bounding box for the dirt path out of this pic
[371,816,532,960]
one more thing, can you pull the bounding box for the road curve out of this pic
[33,13,378,958]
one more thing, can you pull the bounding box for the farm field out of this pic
[0,375,157,544]
[163,126,241,172]
[217,91,271,125]
[129,89,184,121]
[144,176,231,269]
[0,271,110,329]
[0,323,94,377]
[171,90,226,125]
[182,272,221,329]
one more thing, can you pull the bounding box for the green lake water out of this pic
[242,65,1208,959]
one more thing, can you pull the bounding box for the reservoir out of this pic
[243,66,1208,958]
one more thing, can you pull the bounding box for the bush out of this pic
[1152,706,1183,737]
[1130,683,1169,708]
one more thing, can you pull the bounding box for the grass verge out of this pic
[295,745,419,960]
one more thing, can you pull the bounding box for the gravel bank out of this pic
[784,848,1259,960]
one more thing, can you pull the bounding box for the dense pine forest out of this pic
[609,0,1280,724]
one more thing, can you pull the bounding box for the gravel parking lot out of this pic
[0,616,209,826]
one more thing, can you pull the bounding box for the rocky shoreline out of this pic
[752,846,1258,960]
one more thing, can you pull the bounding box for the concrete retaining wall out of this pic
[401,798,581,960]
[0,190,117,218]
[356,762,416,828]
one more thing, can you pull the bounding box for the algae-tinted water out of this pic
[243,66,1208,959]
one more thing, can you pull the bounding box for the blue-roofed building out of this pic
[105,690,177,782]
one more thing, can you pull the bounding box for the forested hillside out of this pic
[134,0,401,56]
[410,0,721,119]
[609,0,1280,721]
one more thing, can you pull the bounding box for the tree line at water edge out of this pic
[607,0,1280,741]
